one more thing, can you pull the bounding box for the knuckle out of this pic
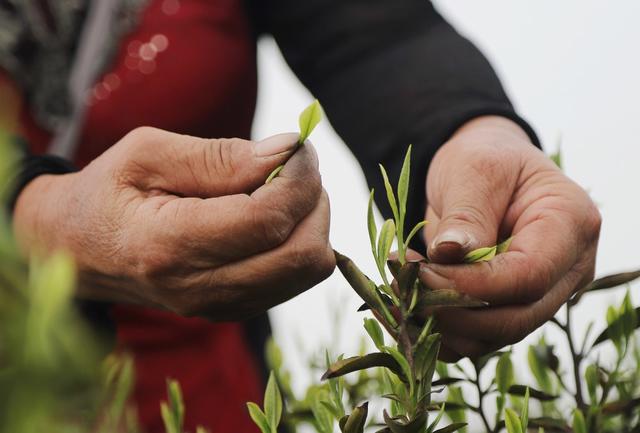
[583,204,602,242]
[207,138,241,177]
[252,203,293,246]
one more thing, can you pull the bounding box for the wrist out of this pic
[12,172,77,256]
[451,115,532,144]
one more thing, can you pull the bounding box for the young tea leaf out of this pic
[379,164,399,223]
[396,145,412,261]
[464,245,497,263]
[264,371,283,430]
[247,402,271,433]
[572,410,586,433]
[363,317,385,351]
[496,236,513,254]
[404,220,428,250]
[298,99,322,144]
[265,165,284,184]
[496,352,514,394]
[367,189,378,258]
[377,219,396,275]
[342,402,369,433]
[504,408,524,433]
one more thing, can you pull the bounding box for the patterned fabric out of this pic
[0,0,147,131]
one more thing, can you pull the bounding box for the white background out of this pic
[251,0,640,425]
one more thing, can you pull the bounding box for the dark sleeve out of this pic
[250,0,540,253]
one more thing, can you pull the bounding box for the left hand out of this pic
[417,116,601,361]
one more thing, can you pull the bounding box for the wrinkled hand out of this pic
[13,127,335,319]
[418,116,601,361]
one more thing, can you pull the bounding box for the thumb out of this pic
[120,128,300,197]
[427,175,510,264]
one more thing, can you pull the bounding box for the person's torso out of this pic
[2,1,264,431]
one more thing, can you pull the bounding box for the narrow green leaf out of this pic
[342,402,369,433]
[572,410,586,433]
[368,189,378,257]
[378,219,396,268]
[322,353,405,382]
[247,403,271,433]
[504,408,524,433]
[161,402,179,433]
[311,398,334,433]
[363,318,385,350]
[298,99,322,143]
[265,165,284,184]
[404,220,428,250]
[426,403,446,433]
[383,346,414,394]
[397,146,412,260]
[379,164,399,223]
[521,386,529,431]
[496,236,513,254]
[433,423,468,433]
[496,352,514,394]
[585,364,598,404]
[508,384,557,401]
[463,245,497,263]
[413,333,441,383]
[549,149,562,169]
[264,371,283,430]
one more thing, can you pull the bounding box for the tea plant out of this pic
[248,142,640,433]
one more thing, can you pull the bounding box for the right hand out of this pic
[13,127,335,320]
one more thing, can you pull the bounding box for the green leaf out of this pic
[432,377,465,387]
[298,99,322,143]
[621,291,637,338]
[334,250,397,328]
[508,384,557,401]
[397,261,419,299]
[464,245,497,263]
[573,269,640,303]
[247,403,271,433]
[416,289,487,308]
[368,189,378,257]
[264,371,283,430]
[585,364,598,404]
[414,333,440,383]
[572,410,586,433]
[404,220,428,250]
[342,402,369,433]
[378,219,396,270]
[549,149,562,169]
[383,410,427,433]
[496,236,513,254]
[379,164,399,223]
[396,146,412,261]
[496,352,514,394]
[311,398,334,433]
[265,165,284,184]
[322,353,405,382]
[527,344,552,393]
[364,318,385,350]
[426,403,446,433]
[521,386,529,431]
[527,417,569,431]
[433,423,468,433]
[161,379,184,433]
[504,408,524,433]
[265,338,283,371]
[383,346,414,393]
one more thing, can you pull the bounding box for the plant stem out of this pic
[472,364,493,433]
[565,305,586,409]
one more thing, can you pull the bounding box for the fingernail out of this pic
[419,265,456,291]
[431,229,472,251]
[256,133,298,157]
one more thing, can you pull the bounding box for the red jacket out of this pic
[16,0,264,431]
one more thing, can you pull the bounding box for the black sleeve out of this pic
[250,0,540,253]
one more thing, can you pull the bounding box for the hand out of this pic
[13,127,335,319]
[418,116,601,361]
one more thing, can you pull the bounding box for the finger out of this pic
[119,127,301,197]
[137,144,322,267]
[426,149,518,264]
[419,206,584,305]
[433,263,586,344]
[169,190,335,318]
